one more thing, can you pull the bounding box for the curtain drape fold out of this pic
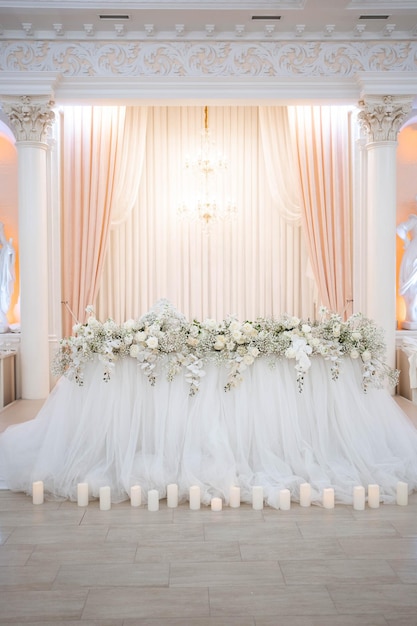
[61,106,126,336]
[258,106,302,225]
[291,106,353,317]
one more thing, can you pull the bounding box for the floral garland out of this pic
[52,300,399,395]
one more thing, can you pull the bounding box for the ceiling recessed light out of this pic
[99,15,130,20]
[359,15,389,20]
[252,16,281,21]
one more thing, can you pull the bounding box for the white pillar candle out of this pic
[299,482,311,507]
[279,488,291,511]
[396,481,408,506]
[77,482,89,507]
[368,484,380,509]
[32,481,44,505]
[167,483,179,508]
[189,485,200,510]
[147,489,159,512]
[353,485,365,511]
[211,497,222,512]
[252,486,264,510]
[130,485,142,507]
[99,486,111,511]
[323,487,335,509]
[229,485,240,508]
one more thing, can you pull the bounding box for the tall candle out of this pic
[77,482,89,507]
[323,487,335,509]
[353,485,365,511]
[211,497,222,512]
[252,486,264,510]
[299,482,311,507]
[99,486,111,511]
[130,485,142,507]
[279,488,291,511]
[368,484,380,509]
[167,483,179,508]
[396,481,408,506]
[189,485,200,510]
[229,485,240,508]
[32,481,44,505]
[148,489,159,512]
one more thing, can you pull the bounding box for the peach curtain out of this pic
[61,106,125,336]
[291,106,353,317]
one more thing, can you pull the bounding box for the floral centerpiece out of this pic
[52,300,399,395]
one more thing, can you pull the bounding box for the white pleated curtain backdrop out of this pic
[96,106,316,323]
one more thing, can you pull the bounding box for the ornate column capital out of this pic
[0,95,55,142]
[357,95,413,143]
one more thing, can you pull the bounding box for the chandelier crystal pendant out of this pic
[178,106,237,227]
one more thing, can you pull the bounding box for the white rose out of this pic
[135,331,147,343]
[146,336,159,349]
[302,324,311,334]
[124,335,133,345]
[72,323,82,334]
[361,350,372,362]
[285,347,296,359]
[290,317,300,327]
[129,344,139,358]
[232,330,243,342]
[214,341,224,351]
[243,354,254,365]
[204,318,217,330]
[229,320,241,332]
[352,332,362,341]
[350,349,359,359]
[123,319,136,330]
[187,336,199,347]
[249,346,260,357]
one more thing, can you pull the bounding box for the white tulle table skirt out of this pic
[1,355,417,506]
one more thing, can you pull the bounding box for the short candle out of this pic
[299,482,311,507]
[189,485,200,510]
[211,497,222,512]
[130,485,141,507]
[77,482,89,507]
[252,486,264,510]
[229,485,240,508]
[147,489,159,512]
[99,486,111,511]
[353,485,365,511]
[396,481,408,506]
[323,487,335,509]
[32,481,44,505]
[367,484,380,509]
[279,488,291,511]
[167,483,179,508]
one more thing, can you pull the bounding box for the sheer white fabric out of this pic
[258,106,302,225]
[95,106,315,322]
[1,356,416,506]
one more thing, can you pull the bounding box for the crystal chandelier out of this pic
[178,106,237,226]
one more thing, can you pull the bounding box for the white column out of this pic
[358,95,412,370]
[1,96,55,399]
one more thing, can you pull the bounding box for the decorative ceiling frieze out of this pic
[0,40,417,78]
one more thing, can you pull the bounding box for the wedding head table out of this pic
[1,300,417,508]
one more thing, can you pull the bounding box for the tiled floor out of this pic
[0,399,417,625]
